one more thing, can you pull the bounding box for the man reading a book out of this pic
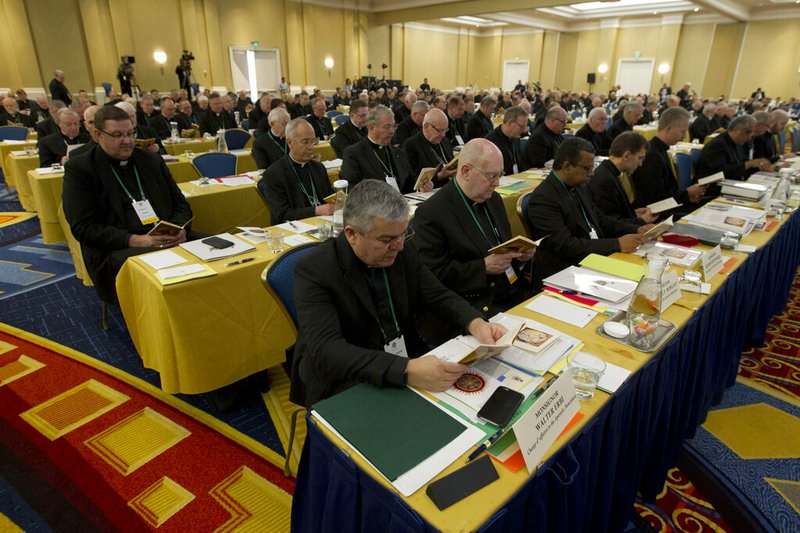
[291,179,506,406]
[63,105,197,304]
[413,139,534,344]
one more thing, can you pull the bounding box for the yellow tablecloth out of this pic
[28,170,66,243]
[116,223,313,394]
[632,125,658,141]
[314,141,336,162]
[0,140,36,177]
[179,180,269,235]
[6,152,39,210]
[163,138,217,155]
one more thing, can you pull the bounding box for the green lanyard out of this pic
[109,163,146,203]
[453,178,500,247]
[374,269,401,343]
[371,145,394,176]
[553,171,594,231]
[429,141,448,166]
[289,162,320,206]
[268,132,287,154]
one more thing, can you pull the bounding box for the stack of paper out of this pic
[543,266,638,304]
[322,158,343,170]
[179,233,255,261]
[633,241,703,268]
[579,254,644,282]
[682,204,764,236]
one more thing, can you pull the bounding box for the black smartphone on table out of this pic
[477,386,524,427]
[201,236,234,249]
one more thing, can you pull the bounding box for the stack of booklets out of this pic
[681,204,765,236]
[633,241,703,268]
[543,264,638,305]
[311,384,483,496]
[720,179,769,200]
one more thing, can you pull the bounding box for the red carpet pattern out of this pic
[0,325,294,531]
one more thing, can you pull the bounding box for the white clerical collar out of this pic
[367,135,385,149]
[289,154,307,167]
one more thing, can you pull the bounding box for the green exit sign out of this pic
[251,41,259,49]
[633,51,641,59]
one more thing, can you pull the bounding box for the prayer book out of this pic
[148,217,193,237]
[488,235,544,255]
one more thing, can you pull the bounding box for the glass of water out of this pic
[267,231,284,254]
[566,352,606,401]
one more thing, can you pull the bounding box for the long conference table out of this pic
[114,172,544,394]
[291,210,800,531]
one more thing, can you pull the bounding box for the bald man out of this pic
[115,101,164,154]
[0,97,35,127]
[412,139,534,344]
[392,99,429,147]
[38,108,89,167]
[575,107,610,156]
[402,108,456,188]
[49,69,72,106]
[522,105,567,169]
[68,105,100,158]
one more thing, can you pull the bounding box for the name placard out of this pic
[701,245,724,281]
[512,372,580,474]
[660,269,681,312]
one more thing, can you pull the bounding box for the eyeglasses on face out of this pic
[364,228,415,249]
[297,137,319,147]
[467,163,504,183]
[100,130,135,140]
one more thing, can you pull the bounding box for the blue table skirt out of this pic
[292,212,800,532]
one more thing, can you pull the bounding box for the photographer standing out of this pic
[176,51,194,95]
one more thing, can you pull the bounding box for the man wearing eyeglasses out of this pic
[332,100,368,158]
[66,105,99,158]
[413,139,534,344]
[392,99,429,148]
[305,97,334,140]
[291,179,506,406]
[522,106,567,170]
[260,118,334,225]
[38,108,90,167]
[485,105,529,176]
[62,105,195,304]
[527,137,648,289]
[402,108,456,189]
[341,105,423,193]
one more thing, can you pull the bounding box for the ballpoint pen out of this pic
[224,257,256,267]
[465,429,505,463]
[288,221,299,230]
[532,375,558,400]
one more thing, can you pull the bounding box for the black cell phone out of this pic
[426,455,499,510]
[477,386,524,427]
[201,236,234,249]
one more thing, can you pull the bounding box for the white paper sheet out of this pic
[35,167,61,175]
[179,233,255,261]
[284,234,316,247]
[276,220,316,233]
[525,295,598,328]
[596,360,632,394]
[138,250,187,270]
[217,176,254,187]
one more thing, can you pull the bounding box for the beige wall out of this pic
[0,2,798,100]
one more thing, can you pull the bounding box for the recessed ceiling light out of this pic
[653,10,658,14]
[693,7,699,11]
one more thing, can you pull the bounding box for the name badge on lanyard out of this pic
[512,163,519,175]
[505,265,518,284]
[384,335,408,358]
[588,226,599,240]
[455,134,465,146]
[385,175,400,192]
[133,199,158,225]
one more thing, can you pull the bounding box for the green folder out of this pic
[579,254,644,282]
[313,384,467,481]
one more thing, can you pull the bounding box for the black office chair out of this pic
[261,242,320,476]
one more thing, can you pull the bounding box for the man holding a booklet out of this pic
[413,139,534,343]
[63,105,196,304]
[528,137,649,289]
[292,180,505,406]
[631,107,707,214]
[403,108,457,189]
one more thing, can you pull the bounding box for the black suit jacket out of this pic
[340,139,414,193]
[150,114,192,140]
[332,119,365,157]
[38,131,90,167]
[466,110,493,141]
[527,172,639,288]
[49,79,71,106]
[413,181,527,342]
[391,116,419,147]
[402,132,453,188]
[135,124,166,155]
[522,123,564,169]
[394,105,411,125]
[632,136,689,209]
[608,118,633,142]
[199,110,237,136]
[689,114,714,143]
[62,145,192,302]
[251,132,287,170]
[587,160,642,225]
[35,118,58,139]
[485,126,524,175]
[293,234,482,406]
[260,155,333,224]
[0,111,35,128]
[752,132,779,163]
[575,123,610,156]
[305,114,333,140]
[445,115,466,146]
[248,107,268,129]
[695,132,751,184]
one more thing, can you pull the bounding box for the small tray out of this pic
[595,310,677,353]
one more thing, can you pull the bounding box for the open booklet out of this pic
[147,217,193,237]
[642,215,673,241]
[134,138,156,149]
[489,235,545,255]
[413,156,459,191]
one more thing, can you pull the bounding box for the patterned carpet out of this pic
[634,268,800,532]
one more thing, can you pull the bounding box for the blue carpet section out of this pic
[0,473,51,532]
[684,382,800,531]
[0,237,75,300]
[0,277,284,456]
